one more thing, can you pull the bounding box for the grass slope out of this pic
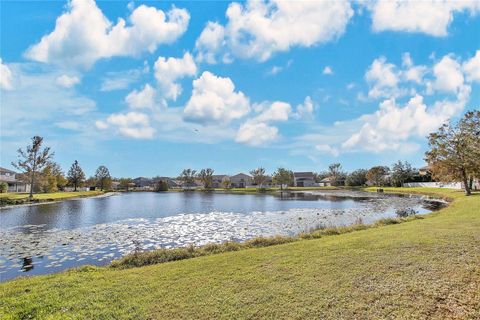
[0,188,479,319]
[0,191,104,200]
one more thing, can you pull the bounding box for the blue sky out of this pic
[1,0,479,178]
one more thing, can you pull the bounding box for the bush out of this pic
[155,180,169,192]
[111,236,295,269]
[0,182,8,193]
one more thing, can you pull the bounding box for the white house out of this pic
[230,173,253,188]
[293,172,316,187]
[0,167,31,193]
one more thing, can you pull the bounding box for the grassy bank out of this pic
[0,191,104,206]
[1,188,479,319]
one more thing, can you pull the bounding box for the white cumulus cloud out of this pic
[0,58,13,90]
[96,111,155,139]
[125,84,156,109]
[342,90,469,153]
[235,121,279,146]
[368,0,480,37]
[463,50,480,82]
[55,74,80,88]
[254,101,291,122]
[25,0,190,68]
[431,55,464,93]
[183,71,250,124]
[154,52,197,100]
[322,66,333,75]
[365,57,400,99]
[196,0,353,62]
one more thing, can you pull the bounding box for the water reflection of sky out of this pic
[0,191,440,282]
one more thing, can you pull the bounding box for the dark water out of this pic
[0,191,443,281]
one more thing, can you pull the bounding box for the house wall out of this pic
[294,178,316,187]
[230,175,253,188]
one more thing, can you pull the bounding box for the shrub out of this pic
[155,180,169,192]
[0,182,8,193]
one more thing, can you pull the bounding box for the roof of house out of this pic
[212,174,228,179]
[0,167,17,174]
[320,177,333,182]
[133,177,151,181]
[293,172,314,178]
[230,173,252,179]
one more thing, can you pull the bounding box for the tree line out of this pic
[5,111,478,197]
[7,136,113,199]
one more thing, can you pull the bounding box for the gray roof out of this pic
[0,167,17,174]
[231,173,252,179]
[293,172,314,178]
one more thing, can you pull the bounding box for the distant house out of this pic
[293,172,316,187]
[111,181,120,190]
[230,173,253,188]
[133,177,153,190]
[212,175,229,188]
[0,167,30,193]
[319,177,333,187]
[152,177,181,189]
[418,166,431,176]
[319,176,345,187]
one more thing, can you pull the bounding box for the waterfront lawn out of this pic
[0,188,479,319]
[0,191,104,201]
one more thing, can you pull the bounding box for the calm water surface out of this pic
[0,190,443,281]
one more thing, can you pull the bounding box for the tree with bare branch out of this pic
[12,136,54,200]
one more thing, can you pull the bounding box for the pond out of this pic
[0,190,445,281]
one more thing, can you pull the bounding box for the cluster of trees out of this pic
[425,110,479,195]
[11,136,113,198]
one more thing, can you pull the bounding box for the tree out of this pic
[425,110,480,195]
[67,160,85,191]
[391,161,416,187]
[179,169,197,190]
[39,164,58,193]
[250,167,268,188]
[0,182,7,193]
[221,177,231,189]
[155,180,169,192]
[50,162,67,191]
[119,178,133,191]
[36,162,66,193]
[313,171,329,183]
[366,166,390,187]
[95,166,111,191]
[345,169,368,186]
[197,168,214,190]
[272,168,294,190]
[12,136,54,200]
[327,163,346,186]
[85,176,96,188]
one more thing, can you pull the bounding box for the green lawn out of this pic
[0,191,104,201]
[0,188,479,319]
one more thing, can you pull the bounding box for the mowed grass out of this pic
[0,191,104,201]
[0,188,479,319]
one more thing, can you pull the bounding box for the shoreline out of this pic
[0,188,451,282]
[0,191,117,210]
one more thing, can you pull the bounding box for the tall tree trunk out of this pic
[462,169,471,196]
[29,170,35,200]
